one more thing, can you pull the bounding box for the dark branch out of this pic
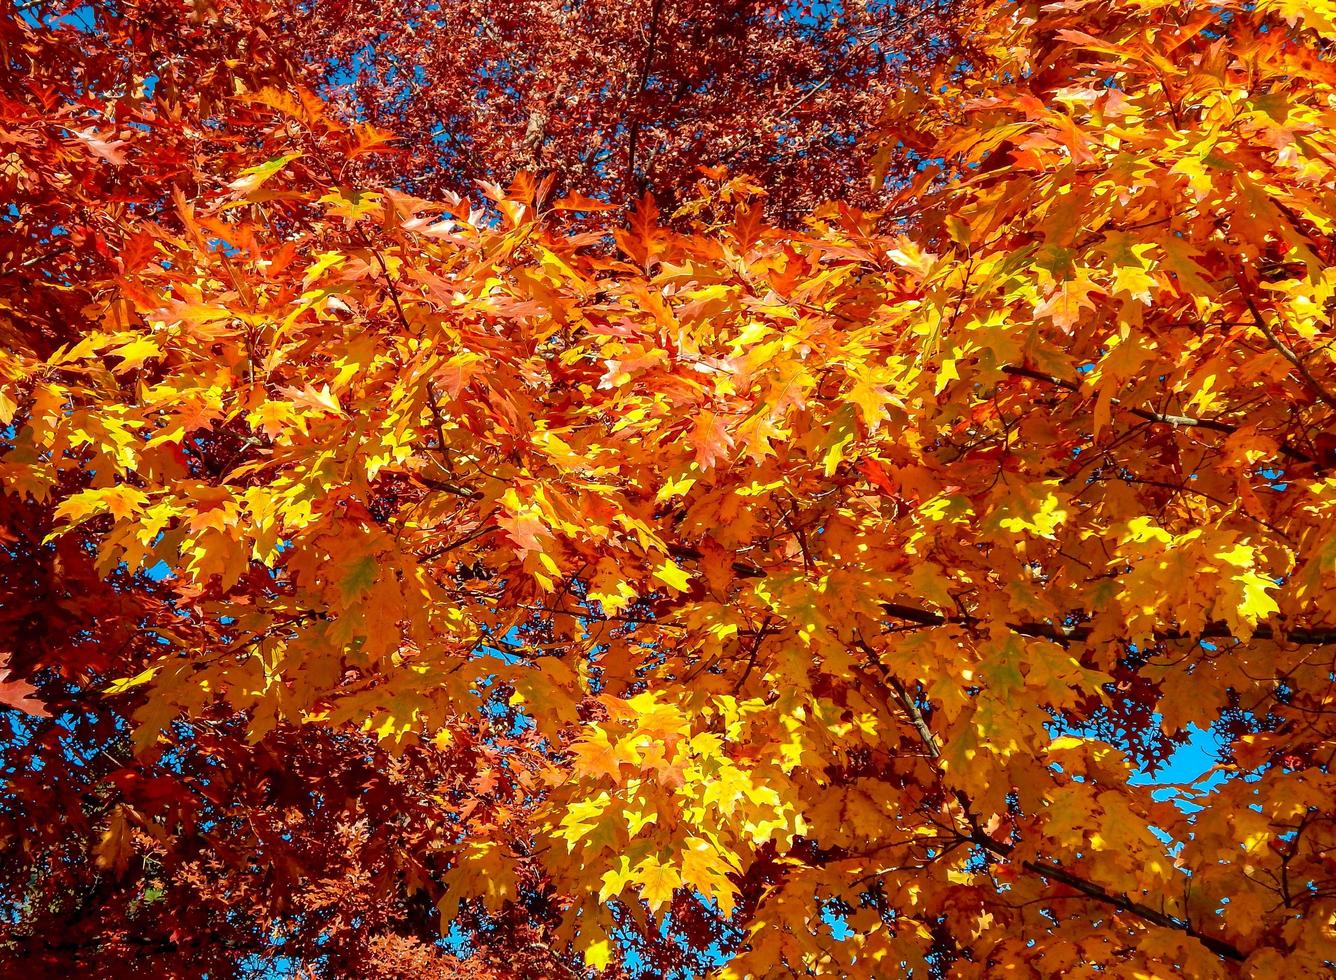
[669,546,1336,646]
[1001,365,1317,467]
[877,601,1336,647]
[860,644,1248,964]
[1235,277,1336,413]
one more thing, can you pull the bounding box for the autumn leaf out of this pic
[73,126,128,166]
[228,152,302,194]
[0,668,48,717]
[95,806,135,876]
[632,856,682,912]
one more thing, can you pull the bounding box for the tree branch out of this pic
[1236,280,1336,412]
[667,546,1336,645]
[974,835,1245,963]
[860,646,1247,964]
[1000,365,1317,467]
[415,475,483,501]
[876,600,1336,646]
[625,0,665,192]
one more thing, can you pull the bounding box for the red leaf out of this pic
[0,671,49,717]
[73,127,128,166]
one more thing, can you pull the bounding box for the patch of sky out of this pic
[207,235,241,258]
[1260,467,1288,492]
[1128,722,1226,805]
[21,1,96,31]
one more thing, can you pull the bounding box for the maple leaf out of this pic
[94,806,135,876]
[227,152,302,194]
[633,856,682,913]
[651,558,692,594]
[110,335,161,373]
[72,126,128,166]
[51,486,149,530]
[691,410,734,470]
[0,669,48,717]
[569,728,623,783]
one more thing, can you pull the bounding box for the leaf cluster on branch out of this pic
[3,0,1336,977]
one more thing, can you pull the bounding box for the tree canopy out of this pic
[290,0,970,221]
[4,0,1336,976]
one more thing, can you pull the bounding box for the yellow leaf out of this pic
[104,666,160,695]
[247,400,298,438]
[111,336,161,373]
[653,558,691,593]
[680,837,740,916]
[598,855,634,903]
[656,469,698,502]
[634,856,682,912]
[570,728,623,783]
[583,937,613,971]
[886,237,936,277]
[228,152,302,194]
[1236,571,1281,628]
[303,250,348,287]
[52,485,149,531]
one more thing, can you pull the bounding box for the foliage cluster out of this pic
[4,0,1336,976]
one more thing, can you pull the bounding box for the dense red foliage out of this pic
[293,0,971,221]
[1,3,529,977]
